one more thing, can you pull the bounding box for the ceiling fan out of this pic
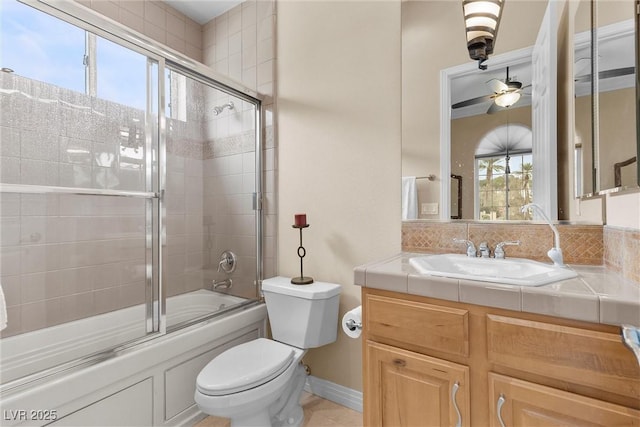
[574,66,635,83]
[452,67,530,114]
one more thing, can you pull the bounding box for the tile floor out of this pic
[194,392,363,427]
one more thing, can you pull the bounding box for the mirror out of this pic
[401,0,548,221]
[593,1,638,193]
[402,0,638,223]
[575,0,638,196]
[573,0,594,197]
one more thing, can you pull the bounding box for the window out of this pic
[477,152,533,220]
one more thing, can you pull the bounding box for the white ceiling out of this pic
[163,0,243,24]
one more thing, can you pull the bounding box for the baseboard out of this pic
[304,375,363,413]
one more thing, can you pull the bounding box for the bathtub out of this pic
[0,289,267,427]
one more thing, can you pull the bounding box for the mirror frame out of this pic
[439,46,535,220]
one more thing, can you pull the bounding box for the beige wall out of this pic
[276,0,401,391]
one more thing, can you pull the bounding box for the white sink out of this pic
[409,254,578,287]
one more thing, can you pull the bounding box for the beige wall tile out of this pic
[120,0,144,18]
[143,1,165,28]
[166,9,185,38]
[185,19,202,48]
[143,20,166,44]
[119,8,145,34]
[91,0,119,22]
[166,31,186,53]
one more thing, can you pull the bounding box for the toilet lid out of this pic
[196,338,295,396]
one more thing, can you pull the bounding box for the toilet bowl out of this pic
[194,277,341,427]
[195,338,307,427]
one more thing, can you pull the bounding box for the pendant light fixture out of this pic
[463,0,504,70]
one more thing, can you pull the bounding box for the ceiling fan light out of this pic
[495,91,521,107]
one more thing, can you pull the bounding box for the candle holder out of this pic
[291,224,314,285]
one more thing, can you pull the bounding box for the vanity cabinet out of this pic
[488,373,640,427]
[366,341,469,427]
[362,288,640,426]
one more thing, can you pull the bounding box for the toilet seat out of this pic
[197,338,295,396]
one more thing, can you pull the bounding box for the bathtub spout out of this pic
[212,278,233,290]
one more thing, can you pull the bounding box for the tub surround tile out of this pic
[354,253,639,327]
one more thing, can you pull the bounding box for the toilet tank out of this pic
[262,277,341,349]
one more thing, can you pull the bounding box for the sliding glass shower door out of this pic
[164,66,261,328]
[0,0,263,387]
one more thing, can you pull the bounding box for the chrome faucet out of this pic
[521,203,565,266]
[212,278,233,290]
[453,238,477,257]
[478,242,491,258]
[494,240,521,259]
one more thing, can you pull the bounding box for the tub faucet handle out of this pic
[217,250,237,273]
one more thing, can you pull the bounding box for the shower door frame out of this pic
[1,0,264,392]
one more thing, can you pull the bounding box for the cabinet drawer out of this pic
[365,294,469,357]
[487,314,640,400]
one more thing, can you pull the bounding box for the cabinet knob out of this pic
[392,358,406,368]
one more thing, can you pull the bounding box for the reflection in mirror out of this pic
[451,174,462,219]
[448,50,539,221]
[401,0,579,222]
[573,0,593,197]
[575,1,638,195]
[594,10,637,192]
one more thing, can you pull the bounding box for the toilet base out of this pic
[270,363,307,427]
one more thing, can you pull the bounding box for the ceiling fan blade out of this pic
[452,94,495,109]
[487,102,505,115]
[506,81,523,90]
[487,79,509,93]
[575,66,635,82]
[599,66,635,79]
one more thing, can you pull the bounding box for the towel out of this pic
[0,282,7,331]
[401,176,418,220]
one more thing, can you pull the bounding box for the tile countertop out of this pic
[354,252,640,327]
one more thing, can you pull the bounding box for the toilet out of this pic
[194,276,342,427]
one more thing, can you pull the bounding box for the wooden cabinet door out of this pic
[489,373,640,427]
[365,341,470,427]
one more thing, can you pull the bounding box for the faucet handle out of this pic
[453,238,477,257]
[494,240,521,259]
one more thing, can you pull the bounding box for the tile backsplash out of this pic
[402,221,639,284]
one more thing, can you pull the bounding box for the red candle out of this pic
[294,213,307,227]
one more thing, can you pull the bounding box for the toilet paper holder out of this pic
[345,318,362,332]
